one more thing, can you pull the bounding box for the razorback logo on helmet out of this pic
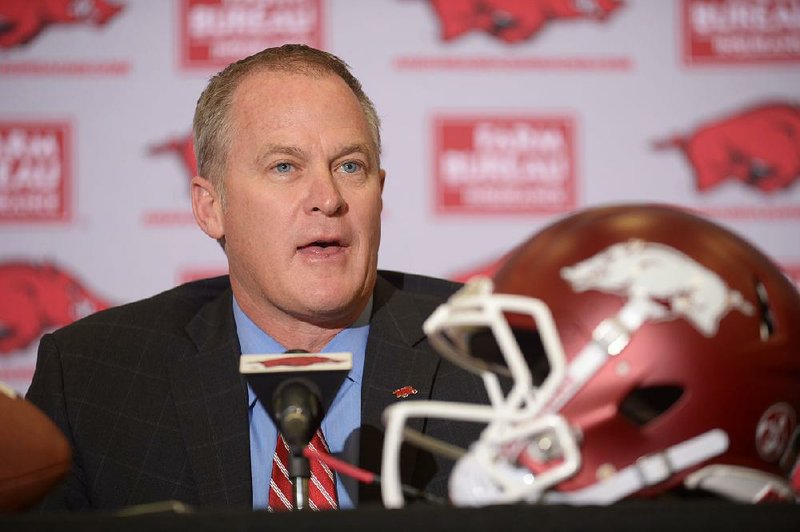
[561,239,754,336]
[0,122,71,222]
[428,0,623,43]
[435,115,576,214]
[179,0,323,70]
[0,262,109,355]
[0,0,123,49]
[654,102,800,194]
[682,0,800,65]
[149,132,197,180]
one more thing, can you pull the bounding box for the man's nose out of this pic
[307,171,346,216]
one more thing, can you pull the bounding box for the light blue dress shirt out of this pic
[233,297,370,510]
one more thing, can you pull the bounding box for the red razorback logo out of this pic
[0,262,109,354]
[260,356,337,368]
[654,102,800,193]
[428,0,623,43]
[149,132,197,179]
[392,386,418,399]
[0,0,124,49]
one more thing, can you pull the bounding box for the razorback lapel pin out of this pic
[393,386,418,399]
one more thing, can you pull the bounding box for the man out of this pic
[26,44,488,511]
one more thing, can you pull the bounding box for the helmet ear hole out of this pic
[754,279,775,341]
[618,385,684,427]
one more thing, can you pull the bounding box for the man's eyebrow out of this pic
[332,143,376,162]
[255,143,377,165]
[256,144,307,166]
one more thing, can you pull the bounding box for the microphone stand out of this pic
[273,378,321,511]
[288,446,310,510]
[241,348,351,511]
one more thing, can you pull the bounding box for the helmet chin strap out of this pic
[542,429,729,504]
[684,464,796,503]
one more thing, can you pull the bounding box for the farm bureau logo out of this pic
[0,0,123,49]
[0,262,109,355]
[434,116,576,214]
[654,102,800,194]
[682,0,800,64]
[180,0,323,70]
[428,0,623,43]
[0,122,71,221]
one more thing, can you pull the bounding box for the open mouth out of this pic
[299,239,342,250]
[297,239,347,258]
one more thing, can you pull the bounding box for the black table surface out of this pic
[3,501,799,532]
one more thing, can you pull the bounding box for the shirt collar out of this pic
[233,296,372,408]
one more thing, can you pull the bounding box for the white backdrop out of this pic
[1,0,799,392]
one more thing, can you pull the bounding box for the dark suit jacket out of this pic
[26,270,490,511]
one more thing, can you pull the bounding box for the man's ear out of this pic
[191,175,225,240]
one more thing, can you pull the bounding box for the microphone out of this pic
[272,375,321,448]
[240,349,352,509]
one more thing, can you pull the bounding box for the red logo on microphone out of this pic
[260,356,336,368]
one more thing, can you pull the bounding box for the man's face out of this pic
[201,70,384,328]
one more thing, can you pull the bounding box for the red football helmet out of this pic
[382,204,800,507]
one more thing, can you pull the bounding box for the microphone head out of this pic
[272,378,321,447]
[240,351,353,448]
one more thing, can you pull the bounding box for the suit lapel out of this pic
[164,274,447,506]
[359,274,442,503]
[168,286,252,508]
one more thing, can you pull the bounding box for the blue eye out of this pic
[275,162,293,173]
[340,161,361,173]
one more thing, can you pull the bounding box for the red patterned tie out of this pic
[268,428,338,511]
